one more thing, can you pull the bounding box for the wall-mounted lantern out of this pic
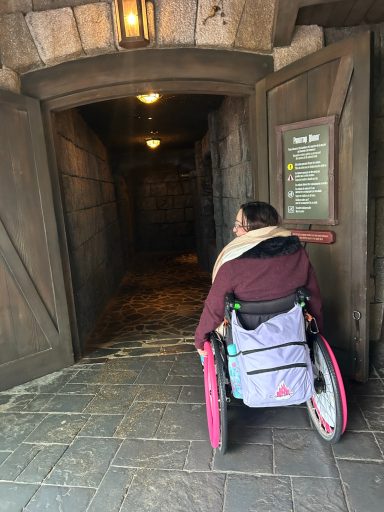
[137,93,161,104]
[114,0,149,48]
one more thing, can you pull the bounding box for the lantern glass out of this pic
[115,0,149,48]
[146,138,161,149]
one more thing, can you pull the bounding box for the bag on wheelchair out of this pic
[231,303,314,408]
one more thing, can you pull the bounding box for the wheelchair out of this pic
[203,288,348,454]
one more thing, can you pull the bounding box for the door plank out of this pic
[327,55,354,116]
[0,218,59,347]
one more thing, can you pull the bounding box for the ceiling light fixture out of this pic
[136,93,161,104]
[114,0,149,49]
[146,138,161,149]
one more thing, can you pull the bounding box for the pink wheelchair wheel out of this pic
[307,334,347,443]
[203,341,220,449]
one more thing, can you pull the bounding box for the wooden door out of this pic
[0,89,73,390]
[255,32,370,381]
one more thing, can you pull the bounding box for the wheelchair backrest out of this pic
[225,292,297,330]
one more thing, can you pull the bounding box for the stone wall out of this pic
[325,24,384,342]
[114,150,196,253]
[0,0,325,93]
[207,96,253,249]
[54,109,124,347]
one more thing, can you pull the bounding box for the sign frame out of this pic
[276,116,338,225]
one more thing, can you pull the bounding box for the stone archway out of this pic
[19,47,273,357]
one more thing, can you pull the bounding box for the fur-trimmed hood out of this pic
[239,235,301,259]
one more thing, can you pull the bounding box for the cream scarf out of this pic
[212,225,292,282]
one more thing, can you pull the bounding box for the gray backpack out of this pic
[231,304,314,407]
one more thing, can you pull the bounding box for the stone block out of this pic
[196,0,245,48]
[182,180,193,194]
[150,182,167,196]
[0,1,31,14]
[142,209,165,224]
[374,258,384,302]
[235,0,275,52]
[0,13,42,72]
[218,138,229,169]
[33,0,104,10]
[228,130,242,167]
[166,209,184,223]
[26,8,84,66]
[74,2,115,55]
[156,0,196,46]
[370,302,384,341]
[0,68,20,93]
[239,122,250,162]
[166,181,183,195]
[375,199,384,257]
[185,207,194,221]
[141,197,156,210]
[274,25,324,72]
[156,196,173,209]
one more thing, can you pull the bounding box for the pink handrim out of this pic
[319,334,348,433]
[203,341,220,449]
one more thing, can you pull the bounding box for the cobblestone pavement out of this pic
[0,253,384,511]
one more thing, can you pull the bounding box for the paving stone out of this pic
[79,414,123,437]
[115,402,166,438]
[104,358,148,372]
[156,403,209,441]
[0,482,39,511]
[56,383,101,395]
[349,378,384,395]
[345,400,370,430]
[165,374,204,385]
[356,396,384,429]
[14,444,68,484]
[177,385,205,403]
[21,394,56,412]
[228,424,273,445]
[121,469,225,512]
[135,361,173,384]
[333,431,383,460]
[230,404,311,429]
[114,439,189,469]
[292,476,348,512]
[10,371,74,394]
[337,459,384,512]
[224,474,292,512]
[46,437,121,487]
[25,413,89,444]
[0,451,11,464]
[375,432,384,456]
[170,358,204,376]
[214,442,273,473]
[135,385,181,403]
[84,385,139,414]
[24,485,95,512]
[69,368,139,384]
[40,394,93,413]
[0,394,36,412]
[0,413,45,450]
[274,429,339,477]
[184,440,213,471]
[87,466,135,512]
[0,443,46,481]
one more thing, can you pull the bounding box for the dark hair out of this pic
[240,201,279,231]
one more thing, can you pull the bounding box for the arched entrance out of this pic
[0,48,273,389]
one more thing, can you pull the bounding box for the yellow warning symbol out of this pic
[287,163,294,171]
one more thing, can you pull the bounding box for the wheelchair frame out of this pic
[203,289,348,454]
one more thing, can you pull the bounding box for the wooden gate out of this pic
[255,32,371,381]
[0,90,73,390]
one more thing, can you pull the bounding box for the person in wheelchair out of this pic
[195,201,323,357]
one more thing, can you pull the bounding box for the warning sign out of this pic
[288,174,294,181]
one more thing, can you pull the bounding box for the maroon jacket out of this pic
[195,236,322,350]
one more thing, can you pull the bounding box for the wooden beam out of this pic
[327,55,354,116]
[0,218,59,347]
[273,0,346,47]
